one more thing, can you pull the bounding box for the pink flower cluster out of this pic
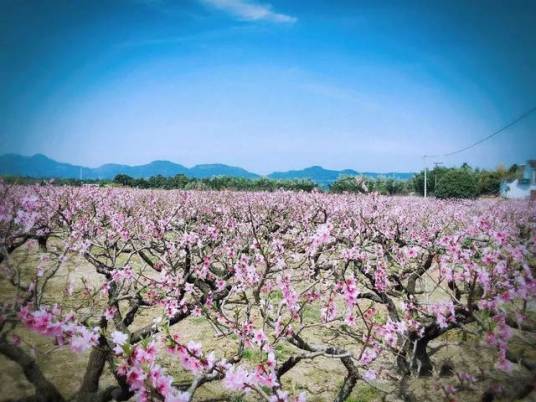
[484,315,514,372]
[309,222,333,254]
[112,333,190,402]
[19,305,98,353]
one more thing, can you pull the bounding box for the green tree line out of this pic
[412,163,523,199]
[113,174,319,192]
[2,162,522,199]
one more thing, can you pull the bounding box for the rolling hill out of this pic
[0,154,414,185]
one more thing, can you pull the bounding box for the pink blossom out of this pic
[252,329,268,346]
[111,330,128,346]
[165,391,190,402]
[70,326,99,352]
[224,366,252,391]
[104,306,117,320]
[362,369,377,381]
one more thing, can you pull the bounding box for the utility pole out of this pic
[423,155,428,198]
[433,161,443,190]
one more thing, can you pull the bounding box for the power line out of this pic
[424,105,536,159]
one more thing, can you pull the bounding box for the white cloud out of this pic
[200,0,296,23]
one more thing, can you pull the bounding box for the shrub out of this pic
[113,173,134,186]
[435,169,478,199]
[478,171,501,196]
[330,176,368,193]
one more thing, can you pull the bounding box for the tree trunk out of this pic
[409,338,433,376]
[0,342,65,402]
[37,236,48,252]
[334,356,359,402]
[72,341,109,402]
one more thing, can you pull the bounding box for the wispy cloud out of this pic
[200,0,297,23]
[116,25,256,48]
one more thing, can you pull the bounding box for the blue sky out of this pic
[1,0,535,173]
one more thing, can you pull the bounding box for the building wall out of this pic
[500,179,536,199]
[500,161,536,199]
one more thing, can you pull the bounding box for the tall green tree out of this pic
[435,169,478,199]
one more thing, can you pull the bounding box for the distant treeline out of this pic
[411,163,522,198]
[1,163,522,198]
[113,174,318,192]
[112,173,421,195]
[1,173,411,194]
[0,174,318,192]
[1,176,108,187]
[329,163,522,198]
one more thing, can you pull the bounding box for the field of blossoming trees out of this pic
[0,183,535,402]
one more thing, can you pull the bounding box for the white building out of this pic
[500,160,536,200]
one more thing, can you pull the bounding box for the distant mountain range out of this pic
[0,154,414,185]
[0,154,258,180]
[267,165,412,186]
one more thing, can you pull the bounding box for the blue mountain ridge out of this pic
[0,154,414,184]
